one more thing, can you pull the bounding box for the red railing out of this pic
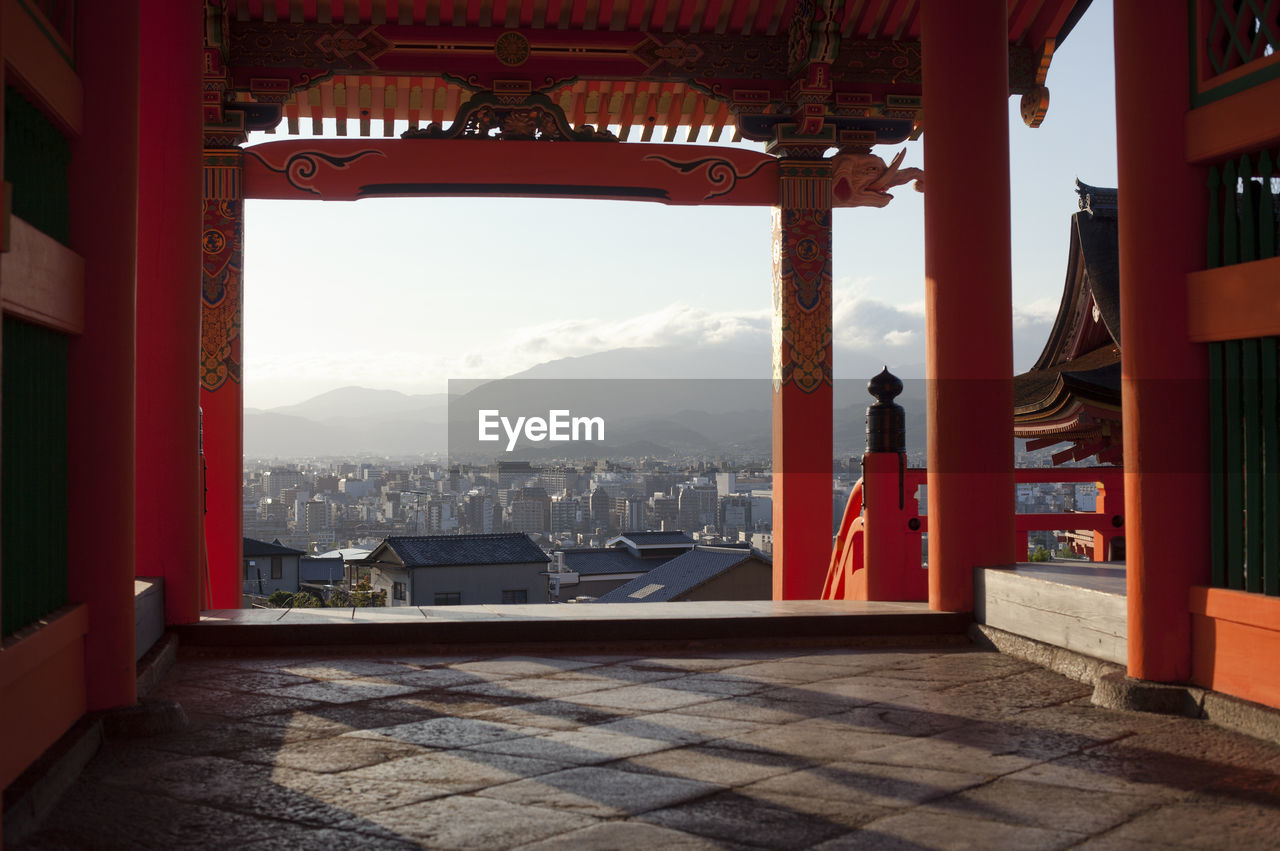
[823,465,1124,602]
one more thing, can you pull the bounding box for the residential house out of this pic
[363,533,550,606]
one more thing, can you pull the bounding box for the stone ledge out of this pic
[972,622,1280,748]
[135,631,178,697]
[968,622,1124,686]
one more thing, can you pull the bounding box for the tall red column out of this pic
[137,0,204,624]
[1114,4,1209,681]
[920,0,1017,612]
[67,0,140,708]
[201,150,245,610]
[772,159,834,599]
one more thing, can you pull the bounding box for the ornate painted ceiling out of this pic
[204,0,1090,145]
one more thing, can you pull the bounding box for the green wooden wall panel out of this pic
[2,85,71,246]
[1,317,70,636]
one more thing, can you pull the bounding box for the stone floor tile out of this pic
[516,819,742,850]
[179,669,317,693]
[260,678,424,704]
[814,809,1084,850]
[464,726,678,765]
[773,675,929,705]
[710,660,862,684]
[852,727,1050,776]
[343,715,537,749]
[656,673,777,697]
[468,699,626,731]
[272,659,422,680]
[17,783,278,850]
[549,663,689,685]
[728,718,906,762]
[238,826,421,850]
[449,657,602,677]
[1000,759,1194,801]
[238,735,427,773]
[445,675,623,700]
[246,703,427,737]
[133,718,317,758]
[916,776,1162,834]
[477,764,720,817]
[365,793,599,848]
[560,684,722,713]
[375,666,505,689]
[812,704,974,738]
[380,689,535,717]
[671,694,844,725]
[739,761,986,809]
[639,789,874,849]
[1069,837,1178,851]
[346,749,571,791]
[624,744,808,787]
[1007,701,1178,741]
[1043,734,1254,795]
[859,652,1034,683]
[627,656,761,672]
[935,668,1095,713]
[590,710,765,745]
[1095,800,1280,850]
[267,767,450,814]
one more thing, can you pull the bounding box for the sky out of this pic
[242,0,1118,410]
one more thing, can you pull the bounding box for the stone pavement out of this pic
[17,642,1280,849]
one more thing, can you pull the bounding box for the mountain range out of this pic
[244,344,930,459]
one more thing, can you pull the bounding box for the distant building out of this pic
[606,530,696,560]
[496,460,536,490]
[362,533,550,606]
[591,545,772,603]
[242,537,305,600]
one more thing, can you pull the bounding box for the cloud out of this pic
[245,295,1057,406]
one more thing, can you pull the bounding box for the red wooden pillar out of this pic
[920,0,1017,612]
[1114,4,1209,681]
[137,0,204,624]
[67,0,140,709]
[201,150,245,610]
[772,159,834,599]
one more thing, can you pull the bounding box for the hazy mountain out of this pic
[270,386,450,421]
[245,344,931,459]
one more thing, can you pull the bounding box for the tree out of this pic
[327,589,352,607]
[266,590,294,608]
[1029,545,1051,562]
[292,591,323,608]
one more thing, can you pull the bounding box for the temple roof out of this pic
[1014,181,1122,465]
[208,0,1093,140]
[591,544,766,602]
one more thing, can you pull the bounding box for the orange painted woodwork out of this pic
[1115,2,1211,683]
[858,452,927,602]
[202,152,246,611]
[1186,75,1280,164]
[66,0,139,710]
[771,160,833,600]
[241,138,778,205]
[0,606,88,792]
[1186,257,1280,342]
[823,478,863,599]
[1190,586,1280,708]
[920,0,1017,613]
[137,0,205,625]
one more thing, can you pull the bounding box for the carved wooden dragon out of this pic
[831,148,924,208]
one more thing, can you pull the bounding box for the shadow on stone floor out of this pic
[15,645,1280,849]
